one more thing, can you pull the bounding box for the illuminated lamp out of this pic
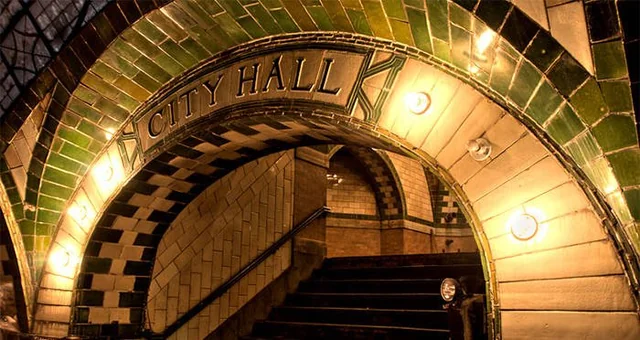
[440,278,460,302]
[68,204,88,222]
[510,213,538,241]
[405,92,431,115]
[93,162,114,182]
[50,248,71,268]
[466,138,492,161]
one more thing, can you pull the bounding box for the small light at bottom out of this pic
[405,92,431,115]
[510,213,538,241]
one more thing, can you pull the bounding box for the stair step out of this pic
[324,252,481,269]
[314,264,483,280]
[285,292,445,310]
[251,321,450,340]
[298,278,442,293]
[269,306,448,329]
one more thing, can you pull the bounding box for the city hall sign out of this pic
[134,48,368,152]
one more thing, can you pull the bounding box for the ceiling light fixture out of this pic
[466,138,492,161]
[510,213,538,241]
[405,92,431,115]
[68,204,87,222]
[93,162,114,182]
[50,248,71,268]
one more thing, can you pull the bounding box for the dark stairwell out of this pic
[242,252,484,340]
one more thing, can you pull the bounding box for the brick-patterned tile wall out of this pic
[327,150,377,216]
[145,150,294,337]
[386,152,433,222]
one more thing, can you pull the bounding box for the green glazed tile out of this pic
[592,115,638,152]
[270,8,301,33]
[450,25,470,69]
[600,81,633,112]
[237,16,268,39]
[406,8,432,53]
[346,9,373,35]
[582,156,617,194]
[570,78,608,125]
[508,61,541,109]
[625,224,640,252]
[608,148,640,187]
[246,4,283,34]
[153,52,187,77]
[134,18,167,44]
[546,103,586,145]
[196,0,224,16]
[404,0,424,8]
[625,189,640,221]
[547,52,589,97]
[113,77,151,102]
[57,126,91,149]
[121,29,162,58]
[362,1,393,39]
[134,56,172,83]
[526,80,563,125]
[147,12,189,41]
[77,121,108,143]
[94,97,129,122]
[12,205,24,221]
[35,223,50,236]
[261,0,283,10]
[82,73,120,101]
[178,1,218,28]
[319,0,352,31]
[432,38,452,63]
[427,0,449,42]
[73,85,99,105]
[47,153,84,174]
[389,19,414,46]
[306,6,335,30]
[92,61,120,83]
[489,51,516,96]
[116,93,139,112]
[37,195,65,212]
[593,40,628,80]
[564,132,602,166]
[213,13,252,43]
[218,0,247,18]
[524,31,563,73]
[609,191,634,224]
[449,3,471,30]
[180,38,211,61]
[382,0,406,20]
[159,40,198,69]
[68,98,101,123]
[36,207,61,224]
[132,72,162,93]
[110,39,142,62]
[283,0,317,31]
[23,236,34,251]
[161,5,199,30]
[60,142,95,164]
[19,220,35,235]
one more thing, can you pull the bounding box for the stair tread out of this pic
[258,320,449,333]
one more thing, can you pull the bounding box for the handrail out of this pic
[159,206,330,338]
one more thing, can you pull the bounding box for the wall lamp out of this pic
[405,92,431,115]
[510,213,538,241]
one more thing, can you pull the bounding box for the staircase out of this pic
[243,252,484,340]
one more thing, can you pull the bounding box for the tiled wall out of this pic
[386,152,433,223]
[147,150,294,337]
[326,150,378,216]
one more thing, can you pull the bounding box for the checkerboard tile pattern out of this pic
[71,115,387,338]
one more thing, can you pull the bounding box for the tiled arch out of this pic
[337,146,406,220]
[0,0,636,337]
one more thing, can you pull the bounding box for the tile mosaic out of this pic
[452,0,478,12]
[585,0,620,42]
[608,148,640,187]
[547,52,590,96]
[406,7,433,53]
[524,30,563,72]
[600,81,634,112]
[565,132,602,166]
[382,0,405,20]
[624,189,640,220]
[346,9,373,35]
[427,0,450,42]
[508,60,541,108]
[450,25,470,69]
[500,7,539,53]
[362,1,393,39]
[569,78,608,125]
[449,2,471,30]
[433,38,452,63]
[476,0,511,31]
[593,40,628,80]
[306,6,335,31]
[526,80,563,125]
[592,115,637,152]
[546,103,586,145]
[489,50,517,96]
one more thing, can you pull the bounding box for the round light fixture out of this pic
[466,138,492,161]
[50,248,71,268]
[405,92,431,115]
[510,213,538,241]
[440,278,460,302]
[93,163,114,182]
[69,204,87,222]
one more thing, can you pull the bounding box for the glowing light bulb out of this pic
[68,204,87,222]
[50,248,70,268]
[405,92,431,115]
[105,128,115,140]
[510,213,538,241]
[93,163,114,182]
